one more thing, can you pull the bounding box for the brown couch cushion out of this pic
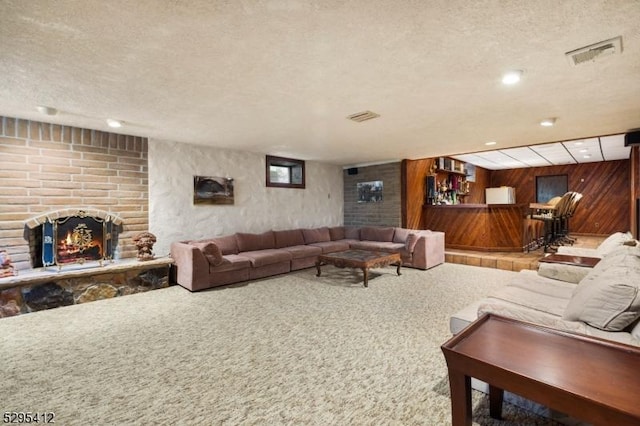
[210,235,239,255]
[191,242,225,266]
[240,249,292,267]
[329,226,345,241]
[302,227,331,244]
[405,233,419,252]
[236,231,276,252]
[393,228,410,243]
[344,227,360,240]
[274,229,305,248]
[360,226,395,242]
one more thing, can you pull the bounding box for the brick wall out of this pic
[343,162,401,227]
[0,116,148,271]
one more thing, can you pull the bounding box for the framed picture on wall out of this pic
[193,176,235,205]
[357,180,383,203]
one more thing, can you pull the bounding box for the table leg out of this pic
[315,261,322,277]
[489,384,504,420]
[362,268,369,287]
[448,370,472,426]
[396,261,402,276]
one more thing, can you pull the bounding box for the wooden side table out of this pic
[441,314,640,426]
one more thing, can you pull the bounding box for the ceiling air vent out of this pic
[347,110,380,123]
[565,36,622,66]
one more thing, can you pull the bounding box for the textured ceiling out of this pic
[1,1,639,167]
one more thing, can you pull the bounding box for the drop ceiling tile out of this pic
[452,133,627,170]
[600,134,631,161]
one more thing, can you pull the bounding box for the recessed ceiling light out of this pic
[579,149,588,153]
[574,141,583,146]
[583,154,592,158]
[485,141,497,146]
[502,70,523,85]
[106,119,123,128]
[540,118,556,127]
[35,105,58,116]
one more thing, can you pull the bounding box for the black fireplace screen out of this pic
[42,211,117,267]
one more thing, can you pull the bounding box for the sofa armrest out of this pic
[410,230,445,270]
[170,241,209,291]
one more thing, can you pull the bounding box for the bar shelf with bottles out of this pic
[425,157,470,205]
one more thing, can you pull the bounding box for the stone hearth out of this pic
[0,257,173,318]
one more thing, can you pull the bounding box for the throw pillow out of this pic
[405,233,419,253]
[563,251,640,331]
[192,242,225,266]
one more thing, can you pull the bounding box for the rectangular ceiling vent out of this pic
[565,36,622,66]
[347,110,380,123]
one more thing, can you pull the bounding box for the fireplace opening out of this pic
[25,209,123,269]
[55,217,104,264]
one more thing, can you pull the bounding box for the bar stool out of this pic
[531,192,573,252]
[557,192,583,245]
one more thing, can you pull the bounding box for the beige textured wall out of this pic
[0,116,148,270]
[149,139,344,256]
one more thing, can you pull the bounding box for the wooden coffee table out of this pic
[441,314,640,426]
[538,253,600,267]
[315,249,401,287]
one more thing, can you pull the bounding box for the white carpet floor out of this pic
[0,263,561,425]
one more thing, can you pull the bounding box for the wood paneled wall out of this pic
[403,157,633,237]
[402,158,490,229]
[401,158,433,229]
[491,160,630,235]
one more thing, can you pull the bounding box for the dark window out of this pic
[536,174,568,203]
[266,155,305,189]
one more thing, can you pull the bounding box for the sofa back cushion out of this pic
[236,231,276,252]
[274,229,305,248]
[209,235,238,255]
[393,228,410,243]
[329,226,345,241]
[360,226,395,242]
[598,231,635,256]
[344,227,360,240]
[302,227,331,244]
[563,247,640,331]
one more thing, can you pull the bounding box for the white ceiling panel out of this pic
[529,143,576,165]
[601,134,631,161]
[453,133,629,170]
[563,138,603,162]
[498,147,550,167]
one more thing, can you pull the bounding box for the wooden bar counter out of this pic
[423,203,528,252]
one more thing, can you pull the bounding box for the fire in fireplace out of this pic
[55,217,104,264]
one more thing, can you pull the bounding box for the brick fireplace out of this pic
[0,115,149,272]
[0,116,172,318]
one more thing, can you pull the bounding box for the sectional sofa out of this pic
[450,233,640,346]
[171,226,445,291]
